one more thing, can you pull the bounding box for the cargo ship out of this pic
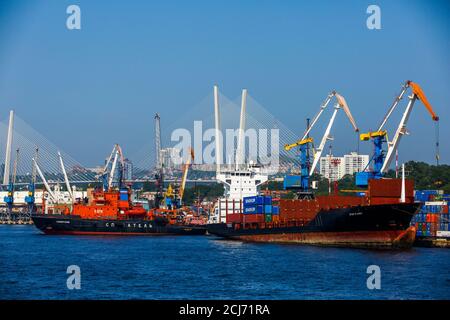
[32,188,207,236]
[207,179,419,248]
[206,81,441,248]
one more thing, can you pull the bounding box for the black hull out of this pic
[207,203,420,248]
[32,214,206,236]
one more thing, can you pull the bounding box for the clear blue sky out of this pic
[0,0,449,167]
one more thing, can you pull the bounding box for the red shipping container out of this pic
[227,213,243,223]
[242,214,264,224]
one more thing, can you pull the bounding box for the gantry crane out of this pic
[356,80,439,186]
[284,91,359,195]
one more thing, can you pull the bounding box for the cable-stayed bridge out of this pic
[1,88,303,190]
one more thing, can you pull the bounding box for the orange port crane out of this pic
[357,80,439,186]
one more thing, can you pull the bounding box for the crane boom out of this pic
[408,81,439,121]
[33,158,57,202]
[179,148,195,200]
[308,93,359,176]
[108,149,119,190]
[309,106,339,175]
[335,93,359,132]
[284,91,335,151]
[377,82,409,132]
[300,91,335,141]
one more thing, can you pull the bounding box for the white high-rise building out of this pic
[320,152,369,181]
[159,148,182,169]
[320,155,345,181]
[343,152,369,176]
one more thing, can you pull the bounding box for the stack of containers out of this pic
[411,190,449,238]
[243,195,280,223]
[414,190,440,202]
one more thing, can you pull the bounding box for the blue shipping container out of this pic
[272,206,280,215]
[264,196,272,205]
[243,205,264,214]
[243,196,264,206]
[264,205,272,214]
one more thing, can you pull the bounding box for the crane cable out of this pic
[435,120,440,166]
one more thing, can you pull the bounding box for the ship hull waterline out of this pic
[32,215,207,236]
[207,203,419,249]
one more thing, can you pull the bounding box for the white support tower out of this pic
[3,110,14,185]
[214,85,222,175]
[400,163,406,203]
[235,89,247,170]
[154,113,162,170]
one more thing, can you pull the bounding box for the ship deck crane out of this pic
[58,151,74,204]
[356,80,439,186]
[284,91,359,194]
[33,157,57,203]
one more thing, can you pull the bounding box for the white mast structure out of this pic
[3,110,14,185]
[212,86,268,223]
[214,85,222,175]
[235,89,247,170]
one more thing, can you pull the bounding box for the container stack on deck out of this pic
[226,195,279,224]
[412,190,450,247]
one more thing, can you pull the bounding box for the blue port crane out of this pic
[3,148,20,214]
[24,148,39,214]
[356,80,439,187]
[284,91,359,195]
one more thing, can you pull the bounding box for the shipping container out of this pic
[272,206,280,215]
[265,214,272,223]
[242,214,265,224]
[243,205,264,214]
[243,196,264,206]
[264,205,272,214]
[226,213,243,223]
[436,230,450,238]
[264,196,272,205]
